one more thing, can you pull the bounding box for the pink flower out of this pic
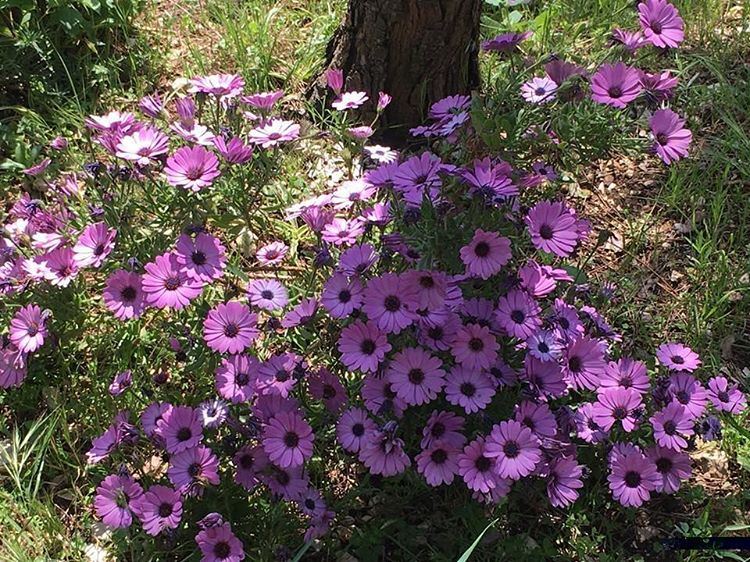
[164,146,221,191]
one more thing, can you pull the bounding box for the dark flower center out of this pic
[613,406,628,420]
[608,86,623,98]
[430,449,448,464]
[239,454,254,469]
[187,462,201,477]
[268,132,282,140]
[539,224,554,240]
[214,542,231,559]
[408,369,425,384]
[427,326,444,340]
[191,250,207,265]
[468,337,484,352]
[94,244,105,256]
[121,286,137,301]
[671,355,685,365]
[26,324,39,337]
[568,356,582,373]
[717,391,730,403]
[322,384,336,399]
[651,22,663,34]
[503,441,520,458]
[559,317,570,329]
[360,339,376,355]
[522,417,535,430]
[474,241,491,258]
[338,290,351,303]
[383,384,397,400]
[475,455,491,472]
[186,167,205,181]
[352,423,365,437]
[663,420,677,435]
[431,422,446,437]
[624,470,642,488]
[176,427,192,442]
[419,275,435,289]
[656,457,672,473]
[537,342,549,353]
[460,382,477,397]
[283,432,299,448]
[261,289,274,300]
[535,87,547,96]
[305,498,316,510]
[276,469,290,485]
[223,323,239,337]
[235,372,249,386]
[675,390,689,404]
[158,502,173,517]
[164,276,181,291]
[510,310,526,324]
[656,132,669,145]
[384,295,401,312]
[275,369,289,382]
[620,376,632,388]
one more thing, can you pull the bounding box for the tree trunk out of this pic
[319,0,482,140]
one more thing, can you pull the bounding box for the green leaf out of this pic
[507,10,523,26]
[457,518,498,562]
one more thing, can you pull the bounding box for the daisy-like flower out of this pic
[263,464,309,499]
[649,109,692,165]
[574,402,609,443]
[308,368,348,412]
[527,330,563,362]
[562,336,607,391]
[248,119,300,148]
[495,290,542,340]
[481,31,532,55]
[138,93,163,118]
[73,222,116,268]
[9,304,48,353]
[174,233,226,282]
[215,354,259,403]
[358,428,410,477]
[521,76,558,104]
[421,410,466,450]
[281,298,318,329]
[362,273,419,334]
[246,278,289,311]
[706,376,747,414]
[338,243,379,276]
[242,90,284,110]
[393,152,448,206]
[639,70,678,102]
[418,312,461,352]
[650,402,694,450]
[203,301,258,354]
[590,62,642,108]
[109,370,132,397]
[525,200,581,257]
[103,270,146,320]
[515,401,558,439]
[332,91,369,111]
[94,474,144,529]
[546,456,584,508]
[168,445,220,495]
[170,122,216,145]
[198,399,228,429]
[451,323,498,371]
[599,357,650,394]
[142,252,203,309]
[321,273,363,318]
[233,445,267,490]
[255,353,300,398]
[657,342,700,372]
[668,373,708,419]
[458,437,499,493]
[213,136,253,164]
[611,28,646,52]
[638,0,684,48]
[332,179,377,209]
[459,157,517,201]
[361,376,406,418]
[115,126,169,166]
[444,367,495,414]
[544,60,587,87]
[524,355,566,399]
[416,444,461,486]
[85,111,135,133]
[156,406,203,454]
[337,321,391,373]
[645,445,691,494]
[140,402,170,438]
[337,408,376,453]
[321,217,365,246]
[387,347,445,406]
[485,420,542,480]
[459,229,511,280]
[608,450,660,507]
[256,241,288,266]
[593,387,642,432]
[195,521,246,562]
[165,145,221,191]
[190,73,244,97]
[262,411,314,468]
[364,145,398,164]
[135,484,183,536]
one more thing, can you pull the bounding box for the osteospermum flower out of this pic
[358,428,410,476]
[203,301,258,354]
[451,323,499,371]
[361,376,407,418]
[262,411,314,468]
[458,437,500,493]
[599,357,650,394]
[109,370,132,397]
[280,297,318,328]
[521,76,558,104]
[115,126,169,166]
[248,119,300,148]
[9,304,48,353]
[656,342,700,372]
[416,444,461,486]
[525,200,581,257]
[527,330,562,362]
[574,402,609,443]
[246,278,289,311]
[444,367,495,414]
[649,109,692,164]
[421,410,466,450]
[165,145,221,191]
[213,136,253,164]
[562,336,607,391]
[321,217,365,246]
[706,376,747,414]
[590,63,642,108]
[495,290,542,340]
[242,89,284,110]
[607,450,660,507]
[592,387,642,432]
[362,273,418,334]
[546,456,584,508]
[255,353,300,398]
[142,253,204,309]
[133,485,183,536]
[524,355,566,399]
[485,420,542,480]
[233,445,267,490]
[308,368,348,412]
[481,31,532,54]
[321,273,363,319]
[515,401,558,439]
[638,0,684,48]
[73,222,116,268]
[418,312,461,352]
[156,406,203,454]
[387,347,445,406]
[611,28,646,52]
[103,270,146,320]
[332,91,369,111]
[459,229,511,279]
[94,474,144,529]
[215,354,259,403]
[337,321,391,373]
[338,243,378,276]
[263,464,309,499]
[174,233,227,282]
[668,373,708,419]
[195,521,246,562]
[256,241,288,266]
[168,445,220,495]
[190,73,244,97]
[337,408,376,454]
[645,445,691,494]
[650,402,693,450]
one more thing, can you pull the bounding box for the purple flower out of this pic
[459,157,517,200]
[213,136,253,164]
[203,301,259,354]
[94,474,143,528]
[23,158,52,176]
[546,456,584,507]
[262,411,314,468]
[233,445,267,490]
[116,126,169,166]
[362,273,418,334]
[421,410,466,450]
[190,73,245,97]
[444,366,495,414]
[651,402,694,450]
[332,91,369,111]
[215,354,259,403]
[599,357,650,394]
[590,63,642,108]
[611,28,646,52]
[198,399,229,429]
[168,445,220,495]
[195,521,246,562]
[524,355,566,399]
[142,252,204,310]
[246,278,289,311]
[706,376,747,414]
[387,347,445,406]
[481,31,532,55]
[458,436,501,493]
[242,90,284,110]
[650,109,692,164]
[322,217,365,246]
[165,146,221,191]
[138,93,163,118]
[639,70,678,102]
[263,464,309,499]
[135,484,183,535]
[544,60,587,86]
[361,376,406,418]
[109,370,132,397]
[668,373,708,419]
[416,444,461,486]
[256,241,288,266]
[255,353,299,398]
[526,200,582,257]
[85,111,135,133]
[459,229,512,279]
[338,243,378,276]
[638,0,684,48]
[103,270,146,320]
[248,119,300,148]
[645,445,691,494]
[496,290,542,340]
[451,323,498,371]
[174,233,226,282]
[156,405,203,454]
[521,76,558,104]
[485,420,542,480]
[607,449,660,507]
[50,136,68,150]
[515,401,558,439]
[562,336,607,391]
[358,428,410,476]
[377,91,392,110]
[9,304,48,353]
[321,273,363,319]
[325,68,344,93]
[280,297,318,328]
[337,321,391,373]
[308,368,348,412]
[593,387,642,432]
[393,153,447,207]
[657,342,700,372]
[337,408,376,453]
[73,222,116,268]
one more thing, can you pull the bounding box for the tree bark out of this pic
[319,0,482,140]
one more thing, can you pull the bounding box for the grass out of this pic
[1,0,750,560]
